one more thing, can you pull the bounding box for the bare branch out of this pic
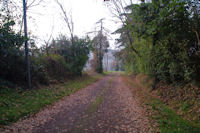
[43,25,54,55]
[107,0,140,56]
[27,0,44,9]
[55,0,74,44]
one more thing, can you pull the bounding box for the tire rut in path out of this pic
[73,73,151,133]
[3,73,151,133]
[34,75,112,133]
[35,73,151,133]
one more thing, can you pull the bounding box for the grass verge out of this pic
[0,74,104,125]
[122,74,200,133]
[88,78,112,114]
[104,71,125,76]
[88,93,104,114]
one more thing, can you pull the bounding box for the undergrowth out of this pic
[122,74,200,133]
[0,74,104,125]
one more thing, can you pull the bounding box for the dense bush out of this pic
[30,53,71,85]
[0,16,90,88]
[0,18,26,85]
[150,0,200,83]
[54,36,90,76]
[30,55,49,85]
[115,0,200,84]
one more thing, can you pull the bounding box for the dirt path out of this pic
[2,73,151,133]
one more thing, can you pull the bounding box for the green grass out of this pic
[123,74,200,133]
[104,71,114,75]
[88,78,112,114]
[88,94,104,114]
[104,71,125,75]
[148,98,200,133]
[0,74,104,125]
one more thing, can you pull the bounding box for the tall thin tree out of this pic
[23,0,31,89]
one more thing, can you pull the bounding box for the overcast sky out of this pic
[30,0,110,35]
[1,0,139,49]
[27,0,122,48]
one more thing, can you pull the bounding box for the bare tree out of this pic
[55,0,74,44]
[0,0,46,34]
[106,0,140,56]
[88,19,110,73]
[43,25,54,56]
[26,0,44,9]
[23,0,31,89]
[20,0,46,33]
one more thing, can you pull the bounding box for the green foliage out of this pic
[125,74,200,132]
[0,74,103,125]
[150,99,200,133]
[29,36,90,85]
[0,17,26,85]
[42,54,68,79]
[116,0,200,84]
[0,12,90,88]
[150,0,200,83]
[30,56,49,85]
[54,36,90,76]
[91,33,109,73]
[151,38,197,83]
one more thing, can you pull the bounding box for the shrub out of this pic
[55,36,90,76]
[0,19,26,85]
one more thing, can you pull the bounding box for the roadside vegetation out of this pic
[0,73,104,125]
[0,3,107,125]
[107,1,200,131]
[1,0,200,131]
[0,16,91,88]
[109,0,200,132]
[122,74,200,133]
[113,0,200,85]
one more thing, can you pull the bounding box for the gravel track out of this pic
[1,73,151,133]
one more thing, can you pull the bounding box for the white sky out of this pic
[1,0,139,49]
[27,0,122,49]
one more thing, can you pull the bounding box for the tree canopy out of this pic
[113,0,200,84]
